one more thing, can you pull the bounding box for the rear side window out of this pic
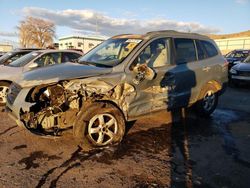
[62,52,81,63]
[201,40,218,57]
[174,38,196,64]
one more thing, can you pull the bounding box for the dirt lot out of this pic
[0,86,250,188]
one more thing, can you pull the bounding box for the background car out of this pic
[0,49,82,105]
[229,55,250,86]
[225,49,250,70]
[0,48,43,65]
[0,52,5,58]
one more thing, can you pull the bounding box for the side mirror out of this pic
[28,62,39,69]
[133,64,156,84]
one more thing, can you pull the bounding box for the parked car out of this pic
[6,30,228,149]
[0,49,82,105]
[229,55,250,85]
[0,48,42,65]
[0,52,5,57]
[225,49,250,70]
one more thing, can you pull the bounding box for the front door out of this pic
[125,37,173,119]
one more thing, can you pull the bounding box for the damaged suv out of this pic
[6,30,228,149]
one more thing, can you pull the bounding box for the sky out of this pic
[0,0,249,45]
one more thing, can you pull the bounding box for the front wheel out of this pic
[195,83,218,117]
[73,102,125,150]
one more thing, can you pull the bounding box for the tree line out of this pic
[18,17,56,48]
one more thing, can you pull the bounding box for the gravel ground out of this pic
[0,85,250,188]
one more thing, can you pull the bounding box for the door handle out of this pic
[202,67,211,72]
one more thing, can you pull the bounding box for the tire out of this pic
[0,81,10,106]
[195,83,218,117]
[73,102,125,150]
[232,80,240,88]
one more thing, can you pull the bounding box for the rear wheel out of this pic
[195,83,218,117]
[73,102,125,150]
[0,81,10,106]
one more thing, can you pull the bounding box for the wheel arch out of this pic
[207,80,222,92]
[196,80,222,101]
[95,99,127,121]
[0,80,12,84]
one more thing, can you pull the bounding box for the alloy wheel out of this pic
[87,113,118,146]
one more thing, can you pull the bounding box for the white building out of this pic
[59,35,108,54]
[0,43,13,52]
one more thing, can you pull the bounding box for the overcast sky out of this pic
[0,0,249,44]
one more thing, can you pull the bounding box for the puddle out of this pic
[0,125,18,136]
[13,144,27,150]
[18,151,62,170]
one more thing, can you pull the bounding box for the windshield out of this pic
[226,51,249,58]
[79,38,142,67]
[0,52,12,64]
[9,52,42,67]
[244,55,250,63]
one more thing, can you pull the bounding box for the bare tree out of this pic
[18,17,56,48]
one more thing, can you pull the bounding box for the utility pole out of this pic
[95,15,99,34]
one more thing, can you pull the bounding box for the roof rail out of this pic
[146,30,180,35]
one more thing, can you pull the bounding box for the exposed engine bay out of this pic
[18,79,136,136]
[20,82,81,135]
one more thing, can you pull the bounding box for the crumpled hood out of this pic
[18,62,112,88]
[233,63,250,71]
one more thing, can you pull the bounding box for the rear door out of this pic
[167,38,198,107]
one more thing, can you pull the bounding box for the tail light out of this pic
[223,59,229,68]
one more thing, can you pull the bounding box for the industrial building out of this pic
[214,37,250,55]
[0,43,13,52]
[59,35,107,54]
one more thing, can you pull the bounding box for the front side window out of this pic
[201,40,218,57]
[133,38,170,68]
[35,52,61,67]
[79,38,142,67]
[174,38,196,64]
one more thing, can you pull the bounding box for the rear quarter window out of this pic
[201,40,218,58]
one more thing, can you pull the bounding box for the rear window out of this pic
[174,38,196,64]
[201,40,218,58]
